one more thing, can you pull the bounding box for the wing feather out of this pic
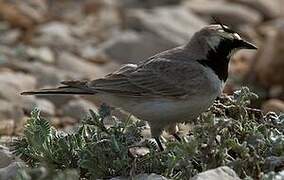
[87,59,201,98]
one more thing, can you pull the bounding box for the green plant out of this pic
[12,87,284,179]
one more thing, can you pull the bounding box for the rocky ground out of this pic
[0,0,283,179]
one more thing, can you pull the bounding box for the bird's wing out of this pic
[86,58,203,98]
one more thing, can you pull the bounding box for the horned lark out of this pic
[22,23,257,150]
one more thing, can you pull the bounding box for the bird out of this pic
[21,23,257,150]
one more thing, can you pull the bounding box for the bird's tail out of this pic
[21,81,95,95]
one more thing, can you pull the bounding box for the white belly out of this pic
[127,93,217,123]
[97,88,219,125]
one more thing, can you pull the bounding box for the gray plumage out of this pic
[22,24,257,148]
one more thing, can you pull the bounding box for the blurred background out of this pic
[0,0,283,139]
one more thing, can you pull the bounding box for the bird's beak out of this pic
[235,39,257,50]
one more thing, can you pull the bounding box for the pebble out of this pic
[61,99,98,121]
[191,166,240,180]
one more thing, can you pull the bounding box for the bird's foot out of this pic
[154,137,164,151]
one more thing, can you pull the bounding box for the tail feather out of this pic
[21,84,95,96]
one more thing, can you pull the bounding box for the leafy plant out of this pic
[12,87,284,179]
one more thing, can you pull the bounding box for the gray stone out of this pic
[0,71,37,92]
[57,52,106,79]
[79,45,99,62]
[186,0,262,27]
[126,6,207,45]
[230,0,282,19]
[0,29,20,45]
[103,6,205,63]
[0,162,24,180]
[252,23,284,88]
[262,99,284,114]
[111,173,169,180]
[9,0,47,23]
[191,166,240,180]
[4,61,79,106]
[119,0,182,8]
[26,46,55,64]
[264,156,284,172]
[98,31,175,63]
[0,83,22,103]
[0,71,37,104]
[0,145,14,168]
[61,99,98,120]
[0,119,15,136]
[22,97,56,116]
[0,100,24,122]
[35,21,76,47]
[82,0,123,39]
[16,61,80,87]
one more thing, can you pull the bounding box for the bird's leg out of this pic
[149,123,164,151]
[154,136,164,151]
[173,133,182,142]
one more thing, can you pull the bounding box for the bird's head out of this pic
[204,24,256,51]
[187,24,257,59]
[186,23,257,81]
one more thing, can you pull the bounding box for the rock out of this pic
[61,99,98,120]
[15,0,48,23]
[12,61,79,87]
[0,83,22,103]
[0,162,24,180]
[229,50,256,77]
[111,173,169,180]
[22,97,56,116]
[49,117,61,128]
[82,0,122,39]
[57,52,106,79]
[6,60,80,107]
[0,136,17,146]
[0,29,21,45]
[126,6,206,45]
[98,31,174,63]
[0,71,36,103]
[0,145,15,168]
[185,0,262,27]
[230,0,282,20]
[0,71,37,92]
[133,173,169,180]
[79,45,112,64]
[129,147,150,157]
[252,24,284,88]
[26,46,55,64]
[119,0,182,8]
[0,120,15,136]
[264,156,284,172]
[33,22,77,49]
[0,46,10,65]
[269,86,283,99]
[191,166,241,180]
[262,99,284,114]
[0,1,35,30]
[0,71,37,106]
[60,117,78,127]
[99,6,207,64]
[0,100,24,122]
[79,45,99,62]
